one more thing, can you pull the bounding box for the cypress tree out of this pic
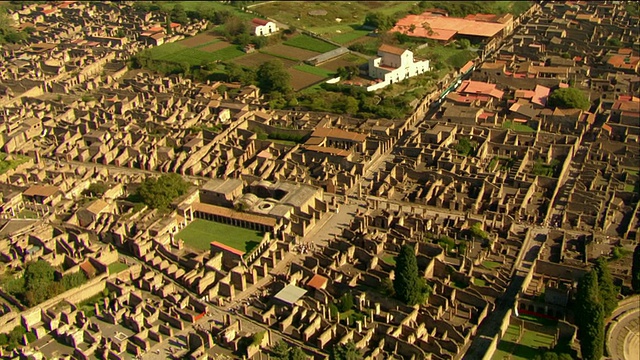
[394,245,425,305]
[632,245,640,293]
[594,257,618,317]
[575,271,605,360]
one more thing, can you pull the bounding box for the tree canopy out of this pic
[594,257,618,317]
[575,271,605,360]
[135,173,191,210]
[170,4,189,25]
[394,245,430,305]
[363,12,396,31]
[547,87,590,110]
[633,245,640,293]
[330,340,360,360]
[257,60,292,94]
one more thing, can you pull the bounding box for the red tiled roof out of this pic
[378,43,407,56]
[307,274,328,290]
[252,18,270,26]
[391,11,506,41]
[192,202,276,227]
[607,54,640,70]
[210,241,245,256]
[456,80,504,99]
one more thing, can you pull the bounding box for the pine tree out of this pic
[575,271,605,360]
[394,245,426,305]
[632,245,640,293]
[594,257,618,317]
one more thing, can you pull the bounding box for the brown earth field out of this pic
[287,68,325,91]
[235,52,299,68]
[180,33,220,48]
[200,41,232,52]
[263,44,322,61]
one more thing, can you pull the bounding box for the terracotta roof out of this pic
[80,260,97,277]
[391,12,506,41]
[210,241,245,256]
[607,54,640,70]
[23,185,59,198]
[456,80,504,99]
[311,127,367,142]
[378,44,407,56]
[307,274,328,290]
[252,18,270,26]
[192,202,276,227]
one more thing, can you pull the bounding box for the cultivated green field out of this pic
[148,42,245,66]
[176,219,263,253]
[151,1,255,20]
[294,64,336,77]
[283,34,338,53]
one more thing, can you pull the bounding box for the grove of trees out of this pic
[3,260,88,307]
[330,340,360,360]
[394,245,431,305]
[271,341,307,360]
[256,60,292,94]
[134,173,191,210]
[547,87,591,110]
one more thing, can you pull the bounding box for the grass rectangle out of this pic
[284,34,338,53]
[108,262,129,274]
[503,121,536,133]
[493,324,556,360]
[176,219,263,253]
[148,42,243,66]
[294,64,335,77]
[330,29,370,44]
[482,261,501,269]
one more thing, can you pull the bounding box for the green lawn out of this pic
[482,261,501,269]
[149,43,245,66]
[284,34,338,53]
[493,324,556,360]
[17,210,38,219]
[382,254,396,265]
[176,219,263,253]
[294,64,335,77]
[331,29,370,44]
[473,278,487,287]
[414,44,478,69]
[269,139,298,146]
[0,152,30,175]
[108,261,129,275]
[502,121,537,133]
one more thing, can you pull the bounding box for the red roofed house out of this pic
[307,274,328,291]
[251,18,277,36]
[607,54,640,74]
[368,44,430,90]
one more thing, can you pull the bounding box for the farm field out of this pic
[235,52,298,68]
[318,53,369,72]
[176,219,263,253]
[146,32,245,66]
[287,68,326,91]
[283,34,339,53]
[262,43,321,61]
[153,1,254,19]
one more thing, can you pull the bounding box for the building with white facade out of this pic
[251,18,277,36]
[367,44,430,91]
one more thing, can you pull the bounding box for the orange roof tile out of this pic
[307,274,328,290]
[210,241,245,256]
[378,44,407,56]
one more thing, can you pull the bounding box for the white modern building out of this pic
[251,18,277,36]
[367,44,430,91]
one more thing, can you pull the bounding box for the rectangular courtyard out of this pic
[176,219,264,253]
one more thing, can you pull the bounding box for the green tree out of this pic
[337,292,354,312]
[633,245,640,293]
[594,257,618,317]
[469,223,488,240]
[330,340,360,360]
[170,4,188,24]
[61,271,87,290]
[394,245,428,305]
[547,87,590,110]
[364,12,395,31]
[271,340,290,359]
[289,347,307,360]
[257,60,292,94]
[575,271,605,360]
[23,260,56,306]
[135,173,191,210]
[84,182,108,197]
